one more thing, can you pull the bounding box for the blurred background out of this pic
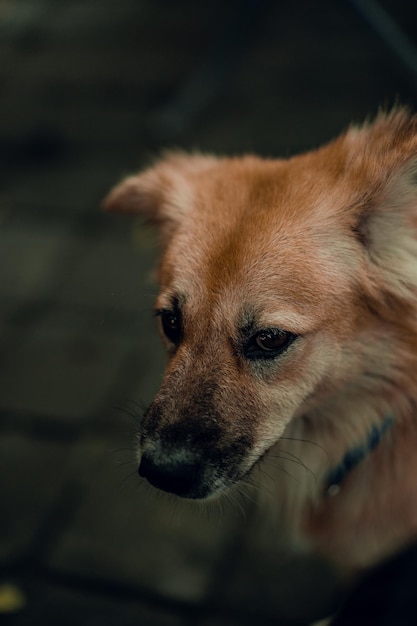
[1,0,417,624]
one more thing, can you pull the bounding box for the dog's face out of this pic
[105,112,417,499]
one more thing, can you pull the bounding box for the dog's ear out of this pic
[103,153,217,245]
[346,109,417,300]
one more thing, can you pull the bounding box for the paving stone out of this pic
[109,336,166,416]
[55,227,158,313]
[2,156,124,215]
[0,434,71,564]
[189,3,412,157]
[198,614,285,626]
[0,221,76,302]
[0,323,130,419]
[45,437,243,605]
[0,1,229,155]
[7,580,185,626]
[0,300,24,350]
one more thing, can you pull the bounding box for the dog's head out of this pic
[105,111,417,499]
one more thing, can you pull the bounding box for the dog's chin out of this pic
[142,472,219,500]
[138,452,255,501]
[159,481,228,501]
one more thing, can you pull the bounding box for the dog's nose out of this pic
[138,452,203,498]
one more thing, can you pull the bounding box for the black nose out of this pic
[138,452,203,498]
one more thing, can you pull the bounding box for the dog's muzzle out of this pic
[137,422,253,499]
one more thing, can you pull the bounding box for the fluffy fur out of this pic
[104,109,417,573]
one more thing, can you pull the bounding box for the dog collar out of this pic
[324,414,395,497]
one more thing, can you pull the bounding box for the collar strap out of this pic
[324,415,394,497]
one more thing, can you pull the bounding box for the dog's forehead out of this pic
[156,155,361,333]
[160,187,357,332]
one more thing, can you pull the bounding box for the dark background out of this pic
[1,1,417,624]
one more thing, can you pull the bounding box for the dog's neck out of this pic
[323,414,395,497]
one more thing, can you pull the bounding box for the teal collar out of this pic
[324,415,395,496]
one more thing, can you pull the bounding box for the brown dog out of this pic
[104,109,417,574]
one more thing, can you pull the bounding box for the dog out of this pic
[104,109,417,578]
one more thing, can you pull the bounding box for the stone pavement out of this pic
[0,0,416,624]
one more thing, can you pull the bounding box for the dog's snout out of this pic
[138,403,254,498]
[138,451,203,499]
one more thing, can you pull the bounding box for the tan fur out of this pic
[104,109,417,573]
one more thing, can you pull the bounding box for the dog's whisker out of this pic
[257,460,291,482]
[124,398,148,412]
[108,446,137,454]
[245,446,313,472]
[233,482,258,507]
[242,474,275,500]
[114,398,148,421]
[277,436,330,459]
[115,402,141,415]
[261,461,306,488]
[120,469,140,490]
[114,408,140,424]
[114,459,138,470]
[224,488,248,518]
[266,453,318,482]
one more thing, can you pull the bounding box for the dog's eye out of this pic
[158,309,182,344]
[245,329,295,360]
